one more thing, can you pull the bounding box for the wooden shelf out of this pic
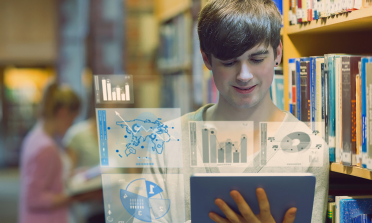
[330,163,372,180]
[287,7,372,35]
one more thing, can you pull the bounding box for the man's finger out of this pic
[230,190,258,222]
[256,188,272,221]
[209,212,231,223]
[214,198,242,223]
[282,207,297,223]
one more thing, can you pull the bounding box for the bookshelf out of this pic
[155,0,192,23]
[282,2,372,180]
[331,163,372,180]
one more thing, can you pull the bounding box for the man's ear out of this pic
[201,50,212,70]
[274,40,283,67]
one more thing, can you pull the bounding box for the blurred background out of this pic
[0,0,284,222]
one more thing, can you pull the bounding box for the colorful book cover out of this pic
[296,60,302,119]
[335,57,342,163]
[329,55,337,162]
[289,58,296,114]
[356,74,362,166]
[310,56,318,131]
[361,58,372,168]
[366,63,372,169]
[352,214,372,223]
[321,62,326,140]
[300,61,310,122]
[339,198,372,223]
[316,58,324,141]
[302,0,308,22]
[274,74,284,110]
[297,0,303,23]
[324,55,330,149]
[341,56,362,166]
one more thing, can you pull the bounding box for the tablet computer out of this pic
[190,173,316,223]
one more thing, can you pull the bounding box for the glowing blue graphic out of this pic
[120,178,171,222]
[113,111,179,158]
[96,108,182,167]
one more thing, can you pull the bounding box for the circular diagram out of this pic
[280,132,311,153]
[120,178,170,222]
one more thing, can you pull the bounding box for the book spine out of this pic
[307,62,311,122]
[310,57,316,130]
[335,57,342,163]
[297,0,303,23]
[350,57,361,166]
[302,0,308,22]
[329,55,336,162]
[300,61,309,122]
[296,60,302,119]
[342,56,352,166]
[292,65,297,116]
[289,59,294,113]
[366,63,372,169]
[316,58,324,140]
[324,55,330,146]
[356,74,362,166]
[361,58,369,168]
[321,62,326,140]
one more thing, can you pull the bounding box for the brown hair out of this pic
[39,81,81,119]
[198,0,282,63]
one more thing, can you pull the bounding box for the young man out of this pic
[142,0,329,222]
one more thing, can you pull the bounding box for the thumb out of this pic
[282,207,297,223]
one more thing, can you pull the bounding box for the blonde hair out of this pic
[39,81,81,119]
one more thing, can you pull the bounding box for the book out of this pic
[366,63,372,169]
[335,195,372,223]
[297,0,303,23]
[327,202,336,223]
[335,57,342,163]
[302,0,308,22]
[340,198,372,223]
[300,61,310,122]
[273,70,284,110]
[328,55,337,162]
[296,59,302,119]
[356,74,362,166]
[341,56,361,166]
[321,62,326,140]
[324,55,330,151]
[361,58,372,167]
[316,58,325,140]
[352,214,372,223]
[310,56,318,131]
[289,58,296,115]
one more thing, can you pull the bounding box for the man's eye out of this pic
[251,58,264,64]
[222,61,236,67]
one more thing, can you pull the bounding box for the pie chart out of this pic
[120,178,170,222]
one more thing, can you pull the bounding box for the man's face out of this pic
[202,43,281,109]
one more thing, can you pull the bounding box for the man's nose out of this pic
[237,62,253,82]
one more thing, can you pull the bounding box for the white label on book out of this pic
[329,137,336,148]
[342,152,351,164]
[296,8,303,19]
[367,158,372,170]
[363,153,368,164]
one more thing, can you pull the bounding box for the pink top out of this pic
[19,123,68,223]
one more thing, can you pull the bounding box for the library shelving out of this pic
[331,163,372,180]
[282,2,372,179]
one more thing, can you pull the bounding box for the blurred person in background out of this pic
[19,81,81,223]
[63,104,104,223]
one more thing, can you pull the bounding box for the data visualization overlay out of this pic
[189,121,254,167]
[102,174,185,223]
[260,122,326,167]
[96,108,182,167]
[94,75,134,104]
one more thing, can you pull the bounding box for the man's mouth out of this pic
[232,85,257,94]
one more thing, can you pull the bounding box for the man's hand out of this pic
[209,188,297,223]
